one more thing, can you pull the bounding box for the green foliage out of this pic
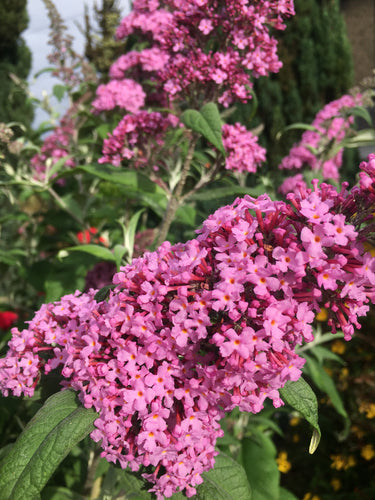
[84,0,127,79]
[0,0,33,127]
[280,378,321,454]
[181,103,226,155]
[0,390,96,500]
[241,430,280,500]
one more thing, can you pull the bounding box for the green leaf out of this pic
[342,129,375,148]
[97,466,152,500]
[0,390,97,500]
[278,487,299,500]
[194,451,252,500]
[46,156,73,182]
[303,356,349,426]
[42,486,85,500]
[62,244,116,262]
[0,248,26,266]
[113,244,128,270]
[52,84,67,102]
[74,165,160,193]
[181,103,226,155]
[95,124,111,139]
[279,377,321,454]
[123,209,145,262]
[94,285,116,302]
[310,345,345,365]
[277,123,319,139]
[348,106,373,126]
[200,103,225,151]
[241,430,279,500]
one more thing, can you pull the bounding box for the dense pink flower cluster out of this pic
[92,79,146,114]
[109,48,170,79]
[279,94,363,181]
[111,0,295,108]
[99,111,180,168]
[2,156,375,498]
[222,123,266,173]
[31,112,76,182]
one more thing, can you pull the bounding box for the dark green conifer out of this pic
[0,0,33,127]
[84,0,126,80]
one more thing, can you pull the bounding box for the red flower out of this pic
[76,227,108,246]
[0,311,18,330]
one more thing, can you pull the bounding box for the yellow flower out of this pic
[316,308,328,321]
[331,340,346,355]
[361,444,375,461]
[276,451,291,473]
[292,433,300,443]
[359,402,375,419]
[351,425,365,439]
[331,478,341,491]
[330,454,356,470]
[303,494,321,500]
[289,416,301,427]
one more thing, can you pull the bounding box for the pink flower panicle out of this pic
[99,111,180,168]
[106,0,295,108]
[222,123,266,174]
[2,156,375,498]
[92,79,146,114]
[31,112,76,182]
[279,94,363,181]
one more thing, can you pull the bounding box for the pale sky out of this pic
[24,0,130,125]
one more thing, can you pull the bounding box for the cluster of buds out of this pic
[1,156,375,498]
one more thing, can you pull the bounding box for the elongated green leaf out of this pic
[46,155,73,182]
[181,104,226,155]
[279,377,321,454]
[310,345,345,365]
[303,356,349,425]
[123,209,145,262]
[62,244,116,262]
[195,451,252,500]
[241,430,279,500]
[0,390,97,500]
[348,106,373,126]
[343,129,375,148]
[276,123,319,139]
[74,165,159,193]
[113,244,128,270]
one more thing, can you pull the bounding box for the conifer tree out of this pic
[0,0,33,127]
[84,0,126,81]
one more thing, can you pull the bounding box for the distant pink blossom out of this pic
[279,93,363,180]
[222,123,266,174]
[92,79,146,114]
